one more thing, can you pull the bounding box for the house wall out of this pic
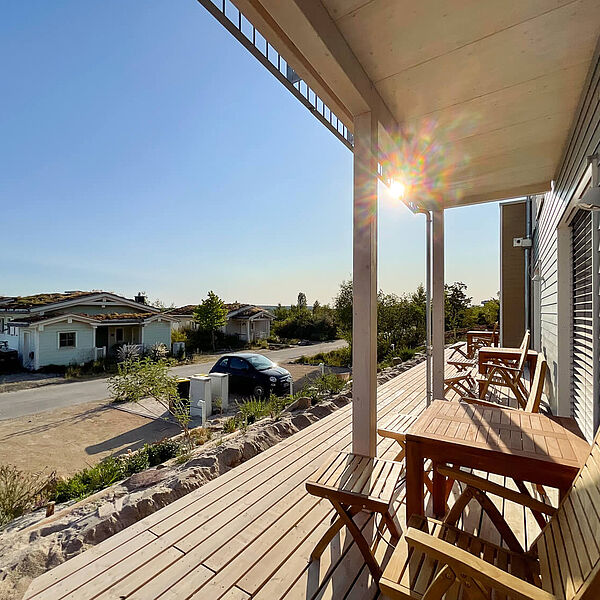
[171,317,196,331]
[500,201,526,347]
[0,317,19,349]
[142,320,172,349]
[34,322,96,368]
[533,45,600,417]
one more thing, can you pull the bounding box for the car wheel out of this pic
[253,384,266,398]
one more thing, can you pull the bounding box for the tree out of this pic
[193,291,228,351]
[334,280,353,340]
[312,299,320,314]
[445,282,472,333]
[108,357,192,450]
[297,292,307,310]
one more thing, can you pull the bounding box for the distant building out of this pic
[168,303,275,342]
[0,291,174,370]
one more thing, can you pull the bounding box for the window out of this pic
[218,358,229,368]
[230,357,249,371]
[59,331,76,348]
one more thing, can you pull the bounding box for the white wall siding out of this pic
[35,322,96,368]
[533,45,600,421]
[142,321,171,349]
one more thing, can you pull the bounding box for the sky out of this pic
[0,1,500,307]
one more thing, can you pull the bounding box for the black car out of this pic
[209,353,292,397]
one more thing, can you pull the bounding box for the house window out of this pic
[58,331,77,348]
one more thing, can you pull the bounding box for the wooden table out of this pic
[404,400,589,520]
[466,330,499,357]
[478,346,538,376]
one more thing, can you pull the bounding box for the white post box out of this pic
[189,375,211,424]
[208,372,229,410]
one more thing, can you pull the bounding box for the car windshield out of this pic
[245,355,274,370]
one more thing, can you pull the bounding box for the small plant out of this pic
[237,398,271,423]
[0,465,56,527]
[146,438,181,465]
[119,449,150,477]
[108,357,193,451]
[147,342,169,362]
[190,427,212,446]
[53,457,123,503]
[223,417,240,434]
[117,344,140,363]
[212,397,222,415]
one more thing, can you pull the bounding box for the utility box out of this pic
[176,377,190,399]
[189,375,211,424]
[208,372,229,410]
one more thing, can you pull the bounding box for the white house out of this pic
[169,303,274,342]
[0,291,175,370]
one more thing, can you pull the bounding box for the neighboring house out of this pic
[168,303,274,342]
[0,291,175,370]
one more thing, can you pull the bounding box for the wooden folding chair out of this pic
[379,421,599,599]
[306,451,404,582]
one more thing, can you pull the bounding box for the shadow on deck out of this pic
[24,355,547,600]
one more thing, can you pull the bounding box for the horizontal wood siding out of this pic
[142,321,172,349]
[533,42,600,412]
[36,322,95,367]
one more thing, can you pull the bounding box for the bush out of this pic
[147,343,169,362]
[147,438,181,465]
[53,457,123,503]
[295,346,351,368]
[0,466,55,527]
[237,398,272,423]
[53,437,185,504]
[171,328,187,344]
[116,344,141,363]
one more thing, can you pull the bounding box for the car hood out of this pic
[260,366,290,378]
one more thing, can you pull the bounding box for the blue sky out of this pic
[1,1,500,306]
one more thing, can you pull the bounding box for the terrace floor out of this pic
[24,354,549,600]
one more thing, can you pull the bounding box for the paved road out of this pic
[0,340,347,420]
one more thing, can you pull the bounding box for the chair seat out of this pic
[380,514,540,599]
[306,451,404,513]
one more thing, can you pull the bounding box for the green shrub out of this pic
[237,398,271,423]
[295,346,351,368]
[146,438,182,465]
[54,457,123,503]
[223,417,240,434]
[120,449,150,477]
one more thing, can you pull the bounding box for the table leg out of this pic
[432,461,446,518]
[405,440,424,521]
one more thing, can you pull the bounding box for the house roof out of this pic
[168,303,274,320]
[0,292,98,310]
[167,304,198,316]
[0,292,161,315]
[12,312,175,327]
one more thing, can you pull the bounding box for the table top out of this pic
[405,400,590,470]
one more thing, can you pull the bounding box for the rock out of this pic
[124,469,169,490]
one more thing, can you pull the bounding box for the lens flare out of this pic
[382,114,478,208]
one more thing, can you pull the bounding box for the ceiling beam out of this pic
[445,181,550,209]
[234,0,399,137]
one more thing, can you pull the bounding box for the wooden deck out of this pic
[24,357,550,600]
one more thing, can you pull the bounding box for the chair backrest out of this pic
[515,330,531,373]
[524,353,546,413]
[535,430,600,599]
[491,321,499,346]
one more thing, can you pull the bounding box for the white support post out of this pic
[432,208,445,400]
[352,111,378,457]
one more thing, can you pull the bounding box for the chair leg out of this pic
[331,499,383,581]
[310,505,362,560]
[513,480,548,530]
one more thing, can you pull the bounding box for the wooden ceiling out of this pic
[235,0,600,207]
